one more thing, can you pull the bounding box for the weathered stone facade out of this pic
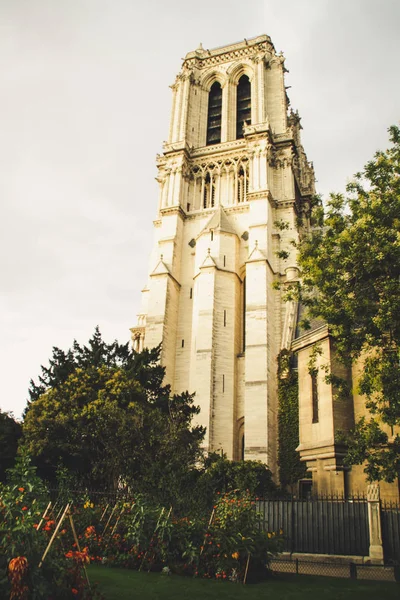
[131,35,314,476]
[293,326,399,500]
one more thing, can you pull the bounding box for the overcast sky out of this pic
[1,0,399,419]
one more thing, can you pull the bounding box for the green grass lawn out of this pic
[88,565,399,600]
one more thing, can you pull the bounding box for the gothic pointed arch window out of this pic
[236,162,249,204]
[236,75,251,139]
[206,82,222,145]
[203,173,216,208]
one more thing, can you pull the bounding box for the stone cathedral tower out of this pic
[131,35,315,475]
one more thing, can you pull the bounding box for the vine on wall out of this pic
[277,350,307,491]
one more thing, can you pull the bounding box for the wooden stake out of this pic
[68,511,91,590]
[243,553,251,584]
[100,504,109,522]
[55,504,64,523]
[139,507,165,572]
[38,504,70,568]
[146,507,171,573]
[36,501,52,532]
[109,507,124,539]
[102,503,117,536]
[103,506,124,552]
[200,508,215,556]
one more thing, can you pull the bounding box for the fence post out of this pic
[367,484,384,564]
[291,496,295,553]
[349,562,357,579]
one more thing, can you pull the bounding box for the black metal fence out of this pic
[256,495,370,557]
[270,558,399,582]
[382,500,400,564]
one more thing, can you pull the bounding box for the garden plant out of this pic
[1,456,281,598]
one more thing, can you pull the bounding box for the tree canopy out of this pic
[23,328,205,501]
[297,125,400,482]
[0,410,22,481]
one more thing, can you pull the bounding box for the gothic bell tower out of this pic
[131,35,315,475]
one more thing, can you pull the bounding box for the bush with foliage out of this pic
[196,490,281,582]
[0,453,101,599]
[198,453,277,498]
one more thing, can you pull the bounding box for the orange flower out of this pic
[71,589,78,595]
[22,506,28,511]
[9,556,28,572]
[18,487,24,493]
[85,525,96,538]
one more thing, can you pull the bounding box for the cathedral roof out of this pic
[200,206,238,238]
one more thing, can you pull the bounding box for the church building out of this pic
[130,34,315,479]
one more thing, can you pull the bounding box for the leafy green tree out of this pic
[297,125,400,482]
[22,328,205,497]
[0,410,22,481]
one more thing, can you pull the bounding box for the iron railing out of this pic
[381,500,400,564]
[256,495,370,557]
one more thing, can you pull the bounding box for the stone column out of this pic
[168,82,178,143]
[367,484,384,564]
[172,78,184,142]
[221,82,229,143]
[179,75,190,141]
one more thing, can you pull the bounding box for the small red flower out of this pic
[18,487,24,493]
[22,506,28,511]
[71,588,78,595]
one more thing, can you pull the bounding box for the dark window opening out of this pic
[311,372,319,423]
[203,177,208,208]
[190,287,192,299]
[237,167,246,203]
[224,255,226,267]
[181,339,185,348]
[236,75,251,139]
[222,374,225,392]
[210,229,214,241]
[224,310,226,327]
[204,173,215,209]
[206,82,222,145]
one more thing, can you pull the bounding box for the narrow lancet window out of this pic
[236,75,251,139]
[206,82,222,145]
[311,372,319,423]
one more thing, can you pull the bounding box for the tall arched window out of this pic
[236,75,251,139]
[203,173,215,208]
[206,82,222,145]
